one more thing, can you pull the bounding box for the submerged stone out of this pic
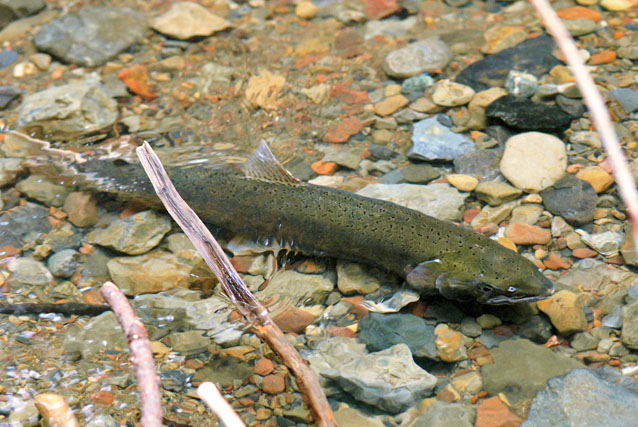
[408,117,475,162]
[486,95,573,133]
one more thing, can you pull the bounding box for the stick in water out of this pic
[197,382,246,427]
[136,142,337,427]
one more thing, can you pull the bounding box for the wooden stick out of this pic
[136,142,337,427]
[197,382,246,427]
[530,0,638,250]
[100,281,163,427]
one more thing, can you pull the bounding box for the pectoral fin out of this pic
[406,259,444,295]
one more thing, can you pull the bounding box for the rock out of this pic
[0,49,18,70]
[471,200,520,229]
[621,300,638,350]
[575,166,614,193]
[618,45,638,60]
[540,175,597,225]
[0,202,51,248]
[306,336,369,391]
[337,260,394,295]
[296,1,319,19]
[63,191,98,227]
[164,330,209,355]
[563,18,598,36]
[518,315,554,344]
[323,117,363,143]
[482,339,583,408]
[482,26,527,54]
[431,80,475,107]
[323,149,362,170]
[457,35,560,92]
[476,314,502,329]
[476,397,523,427]
[326,343,437,413]
[356,182,468,221]
[556,94,585,118]
[569,130,601,148]
[86,414,119,427]
[85,210,171,255]
[556,259,637,293]
[15,175,70,207]
[600,0,634,10]
[0,0,45,29]
[408,400,475,427]
[107,251,192,295]
[434,324,470,362]
[570,332,599,351]
[505,70,538,98]
[152,2,230,40]
[272,305,318,333]
[445,174,478,192]
[358,312,438,360]
[523,368,638,427]
[0,86,24,109]
[486,95,573,133]
[580,231,624,257]
[379,164,441,185]
[34,6,147,66]
[454,149,502,181]
[8,257,52,285]
[401,73,434,94]
[610,88,638,113]
[504,223,551,245]
[537,290,588,334]
[47,249,79,278]
[258,269,334,305]
[17,81,118,139]
[408,117,475,162]
[63,311,127,359]
[7,398,39,427]
[510,204,543,225]
[374,94,409,116]
[383,37,452,78]
[192,354,252,388]
[474,181,522,206]
[363,16,417,40]
[262,372,286,394]
[460,317,482,337]
[334,404,385,427]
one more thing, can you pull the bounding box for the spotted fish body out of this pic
[70,141,554,304]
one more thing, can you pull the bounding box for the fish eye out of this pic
[476,283,494,294]
[507,286,517,293]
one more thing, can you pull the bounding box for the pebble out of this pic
[470,200,519,229]
[445,174,478,192]
[504,223,551,245]
[17,80,118,139]
[164,330,209,356]
[379,164,440,185]
[272,305,318,333]
[434,324,470,362]
[510,204,543,225]
[540,175,597,225]
[475,397,522,427]
[610,88,638,114]
[500,132,566,192]
[15,174,70,207]
[8,257,53,285]
[0,202,51,249]
[334,404,385,427]
[0,85,24,109]
[63,311,126,359]
[413,401,475,427]
[63,191,99,227]
[481,26,527,54]
[30,53,51,70]
[622,301,638,350]
[408,116,475,162]
[600,0,634,10]
[431,80,475,107]
[7,399,39,427]
[401,73,434,94]
[296,1,319,19]
[107,250,192,295]
[476,314,502,329]
[454,149,502,181]
[537,290,588,334]
[563,18,599,37]
[323,117,363,143]
[383,37,452,78]
[570,332,599,351]
[13,61,37,78]
[257,269,335,305]
[486,95,573,133]
[504,70,538,98]
[474,181,522,206]
[336,260,386,295]
[152,2,231,40]
[374,94,409,116]
[85,210,171,255]
[580,231,624,256]
[34,6,147,66]
[47,249,79,278]
[356,183,468,221]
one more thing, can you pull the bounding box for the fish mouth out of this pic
[485,278,555,305]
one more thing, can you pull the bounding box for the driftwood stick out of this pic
[531,0,638,249]
[0,303,109,316]
[136,142,337,427]
[197,382,246,427]
[100,281,163,427]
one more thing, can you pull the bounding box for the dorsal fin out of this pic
[242,140,301,185]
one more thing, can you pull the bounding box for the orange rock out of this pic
[118,64,158,101]
[323,117,363,143]
[572,247,598,258]
[475,223,499,237]
[332,82,369,104]
[537,290,588,334]
[262,372,286,394]
[497,237,518,253]
[342,296,369,318]
[63,191,98,227]
[254,357,275,376]
[576,166,614,193]
[271,305,317,333]
[373,94,409,116]
[326,325,356,338]
[90,391,114,405]
[311,160,337,175]
[588,50,617,65]
[463,208,481,224]
[504,223,551,245]
[475,396,523,427]
[365,0,400,19]
[557,6,602,22]
[82,289,106,305]
[543,252,572,270]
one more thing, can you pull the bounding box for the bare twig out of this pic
[136,142,337,427]
[530,0,638,249]
[100,281,163,427]
[0,303,109,316]
[197,382,246,427]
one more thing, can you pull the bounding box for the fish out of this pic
[24,134,554,304]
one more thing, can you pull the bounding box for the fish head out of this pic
[406,243,554,304]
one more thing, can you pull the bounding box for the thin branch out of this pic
[197,382,246,427]
[100,281,163,427]
[136,142,338,427]
[0,303,109,316]
[530,0,638,249]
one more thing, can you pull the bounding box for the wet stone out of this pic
[160,369,188,392]
[460,317,482,337]
[63,311,127,359]
[164,330,209,356]
[86,414,119,427]
[486,95,573,133]
[8,257,52,286]
[410,400,475,427]
[257,269,334,305]
[152,1,231,40]
[334,404,385,427]
[556,94,585,118]
[537,290,588,335]
[431,80,475,107]
[610,88,638,114]
[383,37,452,78]
[435,324,470,362]
[0,202,50,248]
[453,149,502,181]
[621,300,638,350]
[17,80,118,139]
[524,368,638,427]
[474,181,522,206]
[379,164,441,185]
[505,70,538,98]
[570,332,599,351]
[602,305,623,329]
[0,85,23,109]
[6,398,39,427]
[358,312,438,360]
[541,175,597,225]
[401,73,434,94]
[85,210,171,255]
[15,174,70,208]
[336,260,390,295]
[47,249,79,279]
[580,231,624,257]
[191,355,253,388]
[408,117,475,162]
[517,315,554,344]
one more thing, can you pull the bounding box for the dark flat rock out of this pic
[486,95,573,133]
[0,0,46,30]
[540,175,597,226]
[0,86,24,109]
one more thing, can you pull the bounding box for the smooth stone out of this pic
[454,149,502,181]
[457,35,560,91]
[408,117,475,162]
[510,204,544,225]
[63,191,98,228]
[407,401,475,427]
[600,0,634,10]
[610,88,638,113]
[364,17,418,41]
[374,94,409,116]
[617,45,638,60]
[163,330,209,355]
[8,257,53,285]
[474,181,522,206]
[152,2,231,40]
[337,260,394,295]
[63,311,127,359]
[602,305,623,329]
[107,250,192,295]
[580,231,624,256]
[358,312,438,360]
[401,73,434,94]
[0,0,45,29]
[383,37,452,78]
[17,80,117,139]
[0,202,51,248]
[537,290,588,334]
[563,18,598,36]
[326,343,437,413]
[517,315,554,344]
[257,269,335,305]
[15,174,70,207]
[575,166,613,193]
[334,404,385,427]
[445,174,478,192]
[34,6,147,66]
[435,324,470,362]
[570,332,599,351]
[482,339,583,408]
[356,182,468,221]
[476,314,502,329]
[523,368,638,427]
[47,249,79,278]
[504,222,551,245]
[486,95,573,133]
[540,175,597,225]
[505,70,538,98]
[621,300,638,350]
[191,355,252,388]
[85,210,171,255]
[0,85,24,109]
[431,80,475,107]
[482,25,527,54]
[379,164,440,185]
[460,317,482,337]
